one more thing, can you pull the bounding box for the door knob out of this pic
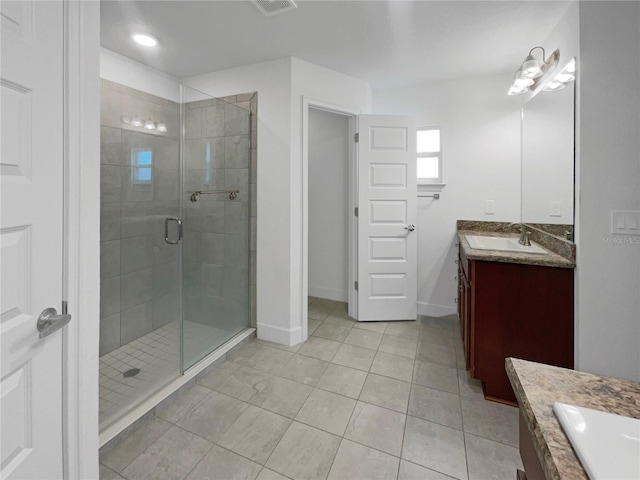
[37,307,71,339]
[405,224,416,232]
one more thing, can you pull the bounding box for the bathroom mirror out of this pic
[521,59,575,240]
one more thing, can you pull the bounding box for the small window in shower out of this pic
[132,148,153,184]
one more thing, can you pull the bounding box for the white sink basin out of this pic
[465,235,547,254]
[554,402,640,480]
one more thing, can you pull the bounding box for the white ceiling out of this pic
[100,0,573,89]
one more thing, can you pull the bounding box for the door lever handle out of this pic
[405,224,416,232]
[37,307,71,339]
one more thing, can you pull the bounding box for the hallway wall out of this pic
[308,108,350,302]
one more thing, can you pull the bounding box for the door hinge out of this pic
[354,132,359,143]
[62,300,68,315]
[354,207,359,217]
[354,281,358,291]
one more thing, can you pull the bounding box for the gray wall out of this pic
[100,79,181,356]
[575,1,640,381]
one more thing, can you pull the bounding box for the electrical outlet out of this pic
[611,210,640,235]
[485,200,495,215]
[550,201,561,217]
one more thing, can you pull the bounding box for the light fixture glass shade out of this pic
[156,122,167,133]
[508,84,529,96]
[543,80,565,92]
[564,58,576,74]
[131,116,143,127]
[513,73,534,88]
[521,55,544,78]
[556,72,575,83]
[144,119,156,130]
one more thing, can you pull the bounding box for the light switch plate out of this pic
[611,210,640,235]
[550,201,561,217]
[484,200,495,215]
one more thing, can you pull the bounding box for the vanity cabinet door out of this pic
[457,253,472,371]
[458,248,472,370]
[457,262,464,336]
[472,260,574,404]
[462,273,471,371]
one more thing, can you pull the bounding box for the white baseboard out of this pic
[257,322,303,347]
[308,286,348,302]
[418,301,457,317]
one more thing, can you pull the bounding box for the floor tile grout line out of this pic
[169,417,280,471]
[464,431,520,450]
[106,308,519,480]
[177,440,216,480]
[208,344,520,449]
[398,321,419,480]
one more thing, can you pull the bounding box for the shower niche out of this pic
[99,79,256,431]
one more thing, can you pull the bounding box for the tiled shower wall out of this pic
[181,93,257,340]
[100,80,258,358]
[100,80,182,356]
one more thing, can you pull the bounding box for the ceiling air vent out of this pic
[254,0,298,17]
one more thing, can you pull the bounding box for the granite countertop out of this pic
[458,230,575,268]
[506,358,640,480]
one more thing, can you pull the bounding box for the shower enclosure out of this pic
[99,80,253,431]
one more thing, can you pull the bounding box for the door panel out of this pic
[1,1,65,478]
[357,115,417,321]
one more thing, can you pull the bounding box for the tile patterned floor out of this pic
[100,298,523,480]
[99,320,232,428]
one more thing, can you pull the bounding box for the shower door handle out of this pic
[164,217,183,245]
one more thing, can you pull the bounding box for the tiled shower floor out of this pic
[99,321,232,427]
[100,298,523,480]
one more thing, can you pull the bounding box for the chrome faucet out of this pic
[509,222,532,246]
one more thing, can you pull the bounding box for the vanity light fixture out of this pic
[121,115,167,133]
[133,33,158,47]
[543,58,576,92]
[508,46,560,96]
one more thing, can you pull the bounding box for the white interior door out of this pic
[357,115,417,321]
[1,1,66,478]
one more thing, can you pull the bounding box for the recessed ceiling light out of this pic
[133,33,157,47]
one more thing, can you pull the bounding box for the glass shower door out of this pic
[181,86,251,369]
[99,80,183,430]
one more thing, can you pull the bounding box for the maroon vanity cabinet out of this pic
[458,244,574,404]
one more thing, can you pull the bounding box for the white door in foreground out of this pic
[1,1,66,478]
[357,115,417,321]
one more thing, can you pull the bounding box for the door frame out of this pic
[62,1,100,478]
[301,97,360,339]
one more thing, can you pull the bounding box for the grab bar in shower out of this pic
[190,189,239,202]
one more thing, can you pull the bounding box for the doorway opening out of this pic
[302,99,359,341]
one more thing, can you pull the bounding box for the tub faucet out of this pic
[509,222,532,246]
